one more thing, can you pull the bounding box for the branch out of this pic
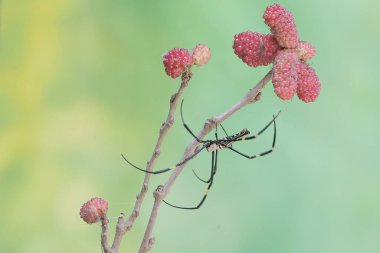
[103,69,193,253]
[100,217,111,253]
[138,69,273,253]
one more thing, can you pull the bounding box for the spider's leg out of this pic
[192,145,216,183]
[121,154,172,174]
[228,115,277,159]
[163,150,218,210]
[192,125,219,183]
[176,144,208,167]
[180,100,205,143]
[122,144,208,175]
[219,123,229,137]
[237,111,280,141]
[192,169,210,183]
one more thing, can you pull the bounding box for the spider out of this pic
[122,100,280,210]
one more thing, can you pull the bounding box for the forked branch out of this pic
[138,69,273,253]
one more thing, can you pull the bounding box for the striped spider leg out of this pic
[163,150,218,210]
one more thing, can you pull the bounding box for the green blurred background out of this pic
[1,0,379,252]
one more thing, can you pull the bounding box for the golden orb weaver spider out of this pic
[122,100,280,209]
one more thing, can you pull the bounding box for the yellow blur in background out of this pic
[1,1,380,252]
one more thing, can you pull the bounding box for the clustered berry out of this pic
[162,48,192,79]
[80,197,108,224]
[272,49,298,100]
[296,41,315,61]
[162,44,211,79]
[233,32,280,67]
[192,44,211,66]
[297,61,320,102]
[263,3,299,49]
[233,3,321,103]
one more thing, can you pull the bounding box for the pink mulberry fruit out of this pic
[272,49,299,100]
[263,3,299,49]
[162,48,192,79]
[297,61,321,102]
[233,31,280,67]
[80,197,109,224]
[192,44,211,66]
[296,41,315,61]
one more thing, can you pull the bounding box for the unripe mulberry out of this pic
[263,3,299,49]
[272,49,299,100]
[297,61,321,102]
[80,197,108,224]
[162,48,192,79]
[296,41,315,61]
[233,31,280,67]
[192,44,211,66]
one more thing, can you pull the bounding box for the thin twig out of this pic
[138,70,273,253]
[103,69,193,253]
[111,214,126,251]
[100,217,112,253]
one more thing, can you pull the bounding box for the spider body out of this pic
[205,128,250,152]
